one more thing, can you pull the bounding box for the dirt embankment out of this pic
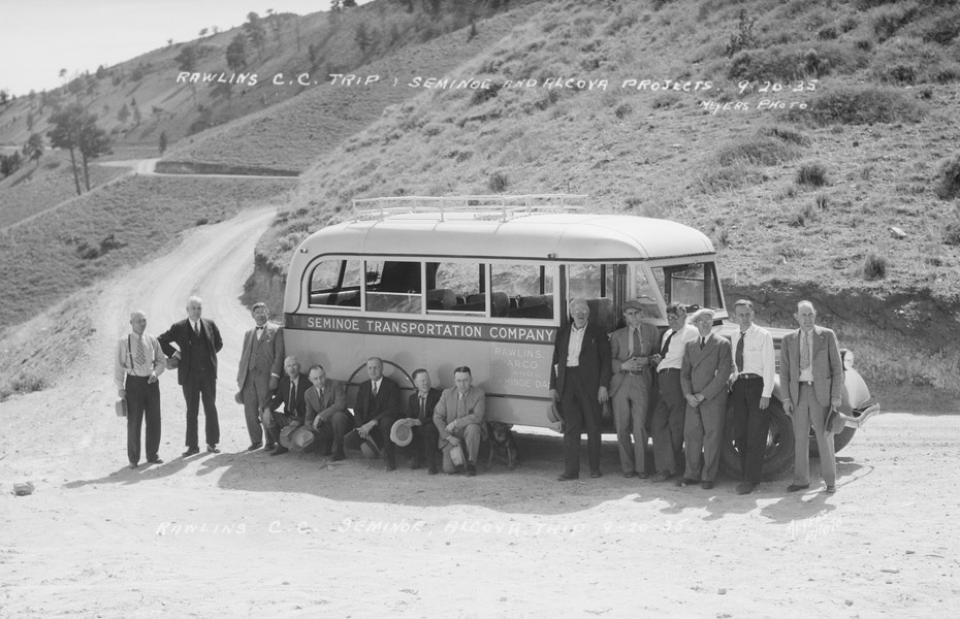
[244,261,960,412]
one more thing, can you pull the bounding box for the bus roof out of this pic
[296,212,715,261]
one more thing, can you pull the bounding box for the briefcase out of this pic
[115,397,127,418]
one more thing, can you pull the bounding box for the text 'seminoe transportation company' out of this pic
[283,194,878,478]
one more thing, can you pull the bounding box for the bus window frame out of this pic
[649,258,726,314]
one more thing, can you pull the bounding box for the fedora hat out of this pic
[825,407,847,434]
[359,436,381,459]
[448,443,465,467]
[390,419,414,447]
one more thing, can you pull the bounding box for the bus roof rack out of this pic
[350,194,589,222]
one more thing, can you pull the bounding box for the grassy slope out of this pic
[164,1,544,171]
[256,0,960,406]
[0,152,129,228]
[0,175,293,333]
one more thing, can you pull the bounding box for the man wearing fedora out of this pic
[402,368,442,474]
[346,357,402,470]
[609,298,660,479]
[305,364,352,460]
[780,300,844,494]
[434,366,485,476]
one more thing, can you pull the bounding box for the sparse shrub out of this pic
[862,253,888,280]
[196,217,209,226]
[605,12,638,35]
[840,16,858,33]
[624,196,642,211]
[470,83,501,106]
[697,165,765,193]
[614,102,633,119]
[818,26,838,40]
[872,5,919,42]
[775,242,805,260]
[855,38,873,52]
[713,225,730,248]
[943,221,960,245]
[716,136,801,166]
[921,10,960,44]
[76,242,100,260]
[727,42,863,82]
[816,193,830,210]
[797,162,828,187]
[725,9,758,57]
[756,125,810,146]
[488,171,508,193]
[788,202,817,227]
[10,373,47,394]
[872,39,956,84]
[787,86,926,125]
[651,92,681,110]
[935,155,960,200]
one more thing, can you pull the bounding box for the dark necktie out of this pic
[800,331,811,369]
[420,395,426,419]
[632,328,642,357]
[194,321,200,336]
[134,335,147,366]
[736,332,745,372]
[660,330,674,357]
[700,337,705,350]
[289,381,296,412]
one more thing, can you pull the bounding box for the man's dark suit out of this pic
[550,321,612,477]
[158,318,223,450]
[265,372,311,445]
[407,387,442,470]
[304,378,352,458]
[350,376,403,468]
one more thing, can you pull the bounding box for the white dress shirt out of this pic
[731,323,775,398]
[658,324,699,371]
[566,323,587,367]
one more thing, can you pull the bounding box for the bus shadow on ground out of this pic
[183,430,846,520]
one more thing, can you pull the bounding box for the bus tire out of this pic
[720,399,795,481]
[809,426,857,457]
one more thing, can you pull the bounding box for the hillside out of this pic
[250,0,960,405]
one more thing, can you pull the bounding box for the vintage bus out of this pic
[282,195,878,478]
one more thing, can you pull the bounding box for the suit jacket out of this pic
[433,386,486,442]
[680,332,733,404]
[407,388,442,423]
[549,321,612,396]
[304,378,347,427]
[157,318,223,385]
[609,322,660,396]
[269,372,311,422]
[354,376,402,426]
[779,326,844,408]
[237,322,284,388]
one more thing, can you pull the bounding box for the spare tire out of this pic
[720,398,795,481]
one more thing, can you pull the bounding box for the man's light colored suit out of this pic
[609,322,660,475]
[779,326,844,487]
[237,322,284,446]
[680,332,733,482]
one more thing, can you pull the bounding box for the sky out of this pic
[0,0,373,97]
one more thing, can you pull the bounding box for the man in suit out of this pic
[730,299,776,495]
[434,366,485,476]
[158,296,223,457]
[679,308,733,490]
[305,364,352,460]
[550,297,612,481]
[115,310,166,468]
[404,368,442,474]
[264,355,311,455]
[236,302,284,451]
[651,303,699,483]
[779,300,844,494]
[346,357,403,471]
[609,298,661,479]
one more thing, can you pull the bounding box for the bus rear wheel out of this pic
[720,399,795,481]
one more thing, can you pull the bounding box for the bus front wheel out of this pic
[719,399,795,481]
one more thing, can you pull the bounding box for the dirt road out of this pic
[1,207,958,617]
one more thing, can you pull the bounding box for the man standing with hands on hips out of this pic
[729,299,775,495]
[779,300,844,494]
[115,310,166,468]
[158,296,224,457]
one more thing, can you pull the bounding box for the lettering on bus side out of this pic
[287,313,557,345]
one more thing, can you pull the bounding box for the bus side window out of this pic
[491,263,554,320]
[365,260,422,313]
[309,258,361,307]
[428,262,483,313]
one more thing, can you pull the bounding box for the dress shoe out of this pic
[590,470,602,479]
[386,462,397,471]
[651,472,672,483]
[466,462,477,477]
[622,471,637,479]
[264,442,276,451]
[147,457,164,465]
[700,480,714,490]
[332,452,345,462]
[428,464,439,475]
[675,477,698,487]
[207,444,220,454]
[736,482,757,495]
[270,446,289,456]
[557,473,579,481]
[182,447,200,457]
[786,483,810,492]
[129,462,138,469]
[825,485,836,494]
[411,457,423,470]
[246,443,262,452]
[636,472,650,480]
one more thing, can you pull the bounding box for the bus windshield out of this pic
[651,262,723,312]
